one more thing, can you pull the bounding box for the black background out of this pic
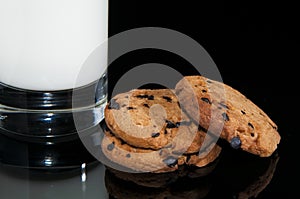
[107,0,298,198]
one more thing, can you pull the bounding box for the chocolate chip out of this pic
[241,110,246,115]
[248,122,254,129]
[101,122,109,131]
[127,107,136,110]
[143,103,150,108]
[219,102,229,109]
[107,142,115,151]
[201,97,212,104]
[120,139,126,145]
[230,137,241,149]
[108,99,120,110]
[198,125,206,132]
[162,96,172,103]
[202,89,207,93]
[250,133,255,137]
[148,95,154,100]
[164,129,168,134]
[163,156,178,168]
[126,154,131,158]
[136,94,149,99]
[151,132,160,138]
[166,120,177,128]
[136,94,154,100]
[222,113,230,121]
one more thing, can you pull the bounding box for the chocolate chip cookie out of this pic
[105,89,216,153]
[105,89,182,150]
[101,126,221,173]
[175,76,281,157]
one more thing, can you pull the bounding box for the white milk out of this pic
[0,0,108,90]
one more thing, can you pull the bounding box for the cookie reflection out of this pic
[234,153,280,199]
[104,162,217,199]
[104,152,280,199]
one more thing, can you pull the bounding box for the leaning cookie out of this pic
[101,127,222,173]
[175,75,281,157]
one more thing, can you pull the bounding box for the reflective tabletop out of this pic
[0,162,108,199]
[0,144,286,199]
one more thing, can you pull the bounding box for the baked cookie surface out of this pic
[101,127,221,173]
[105,89,215,152]
[105,89,181,149]
[175,75,281,157]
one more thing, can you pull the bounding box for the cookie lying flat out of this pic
[105,89,215,152]
[105,89,182,149]
[175,76,281,157]
[101,127,221,173]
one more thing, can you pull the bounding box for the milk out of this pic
[0,0,108,91]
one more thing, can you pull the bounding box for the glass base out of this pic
[0,73,107,169]
[0,130,97,170]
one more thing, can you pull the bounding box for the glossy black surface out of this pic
[105,150,280,199]
[0,130,96,169]
[106,0,297,197]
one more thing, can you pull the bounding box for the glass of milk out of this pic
[0,0,108,143]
